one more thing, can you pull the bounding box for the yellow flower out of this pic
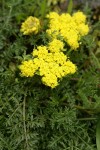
[60,13,72,24]
[53,52,67,65]
[72,11,86,24]
[78,24,89,36]
[48,39,64,53]
[66,30,79,49]
[20,16,40,35]
[19,60,38,77]
[42,73,58,88]
[46,12,59,20]
[32,46,48,60]
[63,60,77,75]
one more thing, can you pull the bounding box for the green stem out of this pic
[23,93,29,150]
[78,118,97,121]
[3,4,12,27]
[8,103,23,121]
[75,132,93,149]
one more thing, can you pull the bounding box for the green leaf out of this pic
[40,0,47,18]
[96,118,100,150]
[67,0,73,14]
[90,51,100,68]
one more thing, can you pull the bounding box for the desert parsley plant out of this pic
[19,11,89,88]
[0,0,100,150]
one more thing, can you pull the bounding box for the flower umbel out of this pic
[46,11,89,49]
[19,39,77,88]
[20,16,40,35]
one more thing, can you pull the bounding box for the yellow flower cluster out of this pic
[19,39,77,88]
[19,60,38,77]
[20,16,40,35]
[46,11,89,49]
[19,11,89,88]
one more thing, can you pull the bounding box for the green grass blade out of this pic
[67,0,73,14]
[40,0,47,18]
[96,118,100,150]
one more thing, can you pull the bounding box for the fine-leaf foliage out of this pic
[0,74,98,149]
